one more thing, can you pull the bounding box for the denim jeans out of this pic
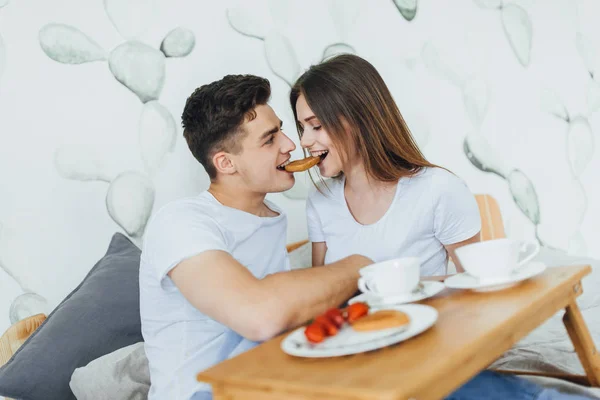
[190,391,212,400]
[192,370,595,400]
[446,371,594,400]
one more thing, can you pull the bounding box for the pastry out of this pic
[284,156,321,172]
[351,310,410,332]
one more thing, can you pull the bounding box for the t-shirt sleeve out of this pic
[306,195,325,243]
[432,171,482,245]
[142,202,228,283]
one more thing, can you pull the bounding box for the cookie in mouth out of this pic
[279,152,328,172]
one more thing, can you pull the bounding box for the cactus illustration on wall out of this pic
[227,0,358,200]
[324,0,358,59]
[226,7,302,87]
[391,0,418,21]
[422,41,545,245]
[40,0,195,237]
[227,5,307,200]
[474,0,533,67]
[537,28,600,256]
[0,222,49,324]
[0,0,50,326]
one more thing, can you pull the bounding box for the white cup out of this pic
[357,257,420,296]
[454,238,540,283]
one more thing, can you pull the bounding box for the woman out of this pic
[290,54,592,400]
[291,54,480,276]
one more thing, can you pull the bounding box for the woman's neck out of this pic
[342,161,399,225]
[343,162,397,197]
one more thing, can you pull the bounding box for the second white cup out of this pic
[454,238,540,283]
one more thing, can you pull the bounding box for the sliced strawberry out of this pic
[304,322,325,343]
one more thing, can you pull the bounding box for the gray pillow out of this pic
[70,342,150,400]
[0,233,144,400]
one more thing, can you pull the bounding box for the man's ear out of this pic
[212,151,236,175]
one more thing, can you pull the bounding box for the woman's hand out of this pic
[443,232,481,273]
[421,275,450,282]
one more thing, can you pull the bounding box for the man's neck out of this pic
[208,182,273,217]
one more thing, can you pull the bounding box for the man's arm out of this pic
[168,250,371,342]
[311,241,327,267]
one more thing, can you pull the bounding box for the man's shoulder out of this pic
[141,192,229,262]
[146,192,223,232]
[159,191,216,214]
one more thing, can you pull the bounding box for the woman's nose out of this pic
[300,130,313,149]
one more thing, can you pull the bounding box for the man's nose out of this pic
[281,133,296,153]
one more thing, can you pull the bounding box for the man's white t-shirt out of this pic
[307,167,481,276]
[139,191,290,400]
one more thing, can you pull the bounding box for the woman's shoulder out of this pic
[414,166,465,186]
[408,167,471,198]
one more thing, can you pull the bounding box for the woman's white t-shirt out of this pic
[306,167,481,276]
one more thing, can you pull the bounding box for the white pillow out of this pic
[534,247,600,311]
[492,246,600,376]
[69,342,150,400]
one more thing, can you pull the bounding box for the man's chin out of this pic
[268,176,296,194]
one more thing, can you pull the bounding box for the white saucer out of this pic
[444,261,547,292]
[281,304,438,358]
[348,281,445,307]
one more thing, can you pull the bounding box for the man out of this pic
[140,74,593,400]
[139,75,372,400]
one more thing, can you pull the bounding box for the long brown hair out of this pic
[290,54,439,183]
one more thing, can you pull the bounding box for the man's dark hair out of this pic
[181,74,271,179]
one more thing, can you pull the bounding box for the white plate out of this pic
[444,261,547,292]
[281,304,438,358]
[348,281,445,307]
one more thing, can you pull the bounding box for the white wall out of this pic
[0,0,598,333]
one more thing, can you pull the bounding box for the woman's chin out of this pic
[317,164,329,177]
[318,166,338,178]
